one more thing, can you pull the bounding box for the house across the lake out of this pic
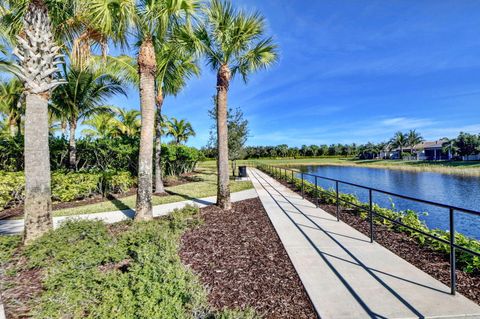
[416,140,450,160]
[380,139,450,160]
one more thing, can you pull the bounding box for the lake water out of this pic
[295,165,480,239]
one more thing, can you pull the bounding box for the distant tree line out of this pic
[201,130,480,160]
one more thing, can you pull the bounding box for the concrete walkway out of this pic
[248,168,480,319]
[0,189,258,235]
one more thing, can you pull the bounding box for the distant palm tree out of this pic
[113,107,141,137]
[406,129,424,159]
[167,118,195,144]
[0,79,24,137]
[390,131,408,159]
[81,113,116,138]
[442,138,458,159]
[189,0,278,209]
[51,65,126,169]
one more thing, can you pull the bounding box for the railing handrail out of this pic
[249,161,480,296]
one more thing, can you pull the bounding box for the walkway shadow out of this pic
[107,198,135,219]
[250,169,445,319]
[165,190,215,206]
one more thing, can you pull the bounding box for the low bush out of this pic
[162,144,202,176]
[260,164,480,273]
[2,206,258,318]
[0,170,136,209]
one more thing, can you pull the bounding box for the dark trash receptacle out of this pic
[238,166,247,177]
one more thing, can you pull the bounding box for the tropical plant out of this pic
[10,0,65,244]
[81,113,116,138]
[0,78,23,136]
[406,129,424,159]
[51,64,125,169]
[190,0,278,209]
[390,131,408,159]
[153,33,200,194]
[113,107,141,137]
[167,117,195,144]
[131,0,198,221]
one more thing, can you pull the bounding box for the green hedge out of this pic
[161,144,202,176]
[259,164,480,273]
[0,170,135,209]
[0,136,202,175]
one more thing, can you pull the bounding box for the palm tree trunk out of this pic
[216,64,231,210]
[135,39,156,221]
[154,90,165,194]
[8,116,18,137]
[24,93,52,244]
[68,117,77,170]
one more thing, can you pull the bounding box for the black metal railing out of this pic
[250,162,480,295]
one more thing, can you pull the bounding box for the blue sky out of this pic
[109,0,480,148]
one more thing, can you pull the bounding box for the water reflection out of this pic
[297,165,480,239]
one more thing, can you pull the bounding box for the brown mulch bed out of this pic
[273,176,480,305]
[180,198,318,319]
[0,256,44,319]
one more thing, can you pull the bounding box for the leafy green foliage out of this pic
[0,170,135,209]
[162,144,202,176]
[260,164,480,273]
[0,206,257,318]
[0,235,21,265]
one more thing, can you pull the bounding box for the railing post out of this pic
[301,172,304,198]
[291,170,294,183]
[315,176,318,207]
[335,181,340,221]
[369,189,374,243]
[450,208,456,295]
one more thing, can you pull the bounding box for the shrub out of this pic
[0,170,136,210]
[161,144,201,176]
[0,206,258,318]
[0,171,24,208]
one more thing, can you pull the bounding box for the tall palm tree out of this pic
[390,131,408,159]
[406,129,424,159]
[0,78,24,136]
[10,0,65,244]
[132,0,197,221]
[153,35,199,193]
[191,0,278,209]
[51,64,126,169]
[166,117,195,144]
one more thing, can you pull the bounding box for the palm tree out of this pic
[166,117,195,144]
[81,113,116,138]
[191,0,278,209]
[390,131,408,159]
[113,107,141,137]
[0,78,24,137]
[10,0,65,244]
[406,129,424,159]
[51,65,126,169]
[132,0,197,221]
[153,34,199,193]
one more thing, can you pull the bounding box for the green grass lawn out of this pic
[241,158,480,176]
[53,163,253,217]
